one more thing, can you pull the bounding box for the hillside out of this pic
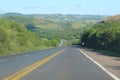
[0,13,106,21]
[32,14,105,21]
[0,13,112,56]
[0,13,104,30]
[105,14,120,22]
[0,19,60,56]
[0,13,106,46]
[80,14,120,56]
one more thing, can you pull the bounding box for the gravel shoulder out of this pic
[80,48,120,78]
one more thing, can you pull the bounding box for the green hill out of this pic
[0,13,107,56]
[105,14,120,22]
[0,13,106,29]
[0,19,57,56]
[0,13,106,49]
[80,14,120,56]
[2,16,100,31]
[0,13,105,21]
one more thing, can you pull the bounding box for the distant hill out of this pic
[0,13,23,17]
[2,16,71,29]
[32,14,105,22]
[0,13,106,29]
[0,13,106,21]
[105,14,120,22]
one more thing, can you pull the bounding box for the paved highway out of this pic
[0,46,114,80]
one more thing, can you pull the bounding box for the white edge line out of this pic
[77,48,120,80]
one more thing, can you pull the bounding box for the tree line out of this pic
[80,21,120,56]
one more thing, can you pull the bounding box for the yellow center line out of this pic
[4,49,65,80]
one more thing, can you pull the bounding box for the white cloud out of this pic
[23,6,39,9]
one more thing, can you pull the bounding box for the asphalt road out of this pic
[0,46,114,80]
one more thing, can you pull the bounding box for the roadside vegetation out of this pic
[80,15,120,56]
[0,19,60,56]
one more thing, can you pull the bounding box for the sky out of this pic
[0,0,120,15]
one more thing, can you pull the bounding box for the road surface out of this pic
[0,46,114,80]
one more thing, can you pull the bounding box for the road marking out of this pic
[3,49,65,80]
[0,59,7,63]
[77,48,120,80]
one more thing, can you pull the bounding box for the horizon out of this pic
[0,12,115,16]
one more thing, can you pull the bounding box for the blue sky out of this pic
[0,0,120,15]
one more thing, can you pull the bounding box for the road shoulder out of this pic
[79,48,120,79]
